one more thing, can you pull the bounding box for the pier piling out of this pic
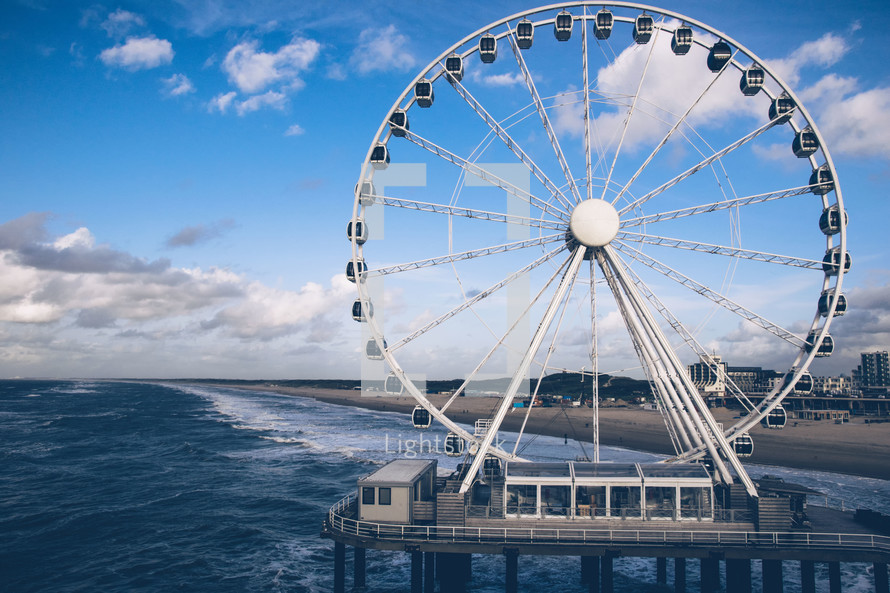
[411,551,423,593]
[602,555,614,593]
[829,561,842,593]
[657,557,667,586]
[801,560,816,593]
[726,558,752,593]
[424,552,435,593]
[334,542,345,593]
[876,563,889,593]
[354,546,366,589]
[505,549,518,593]
[674,557,687,593]
[701,557,720,592]
[763,559,784,593]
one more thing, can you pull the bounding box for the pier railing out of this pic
[326,494,890,556]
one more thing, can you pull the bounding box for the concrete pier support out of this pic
[424,552,435,593]
[800,560,816,593]
[763,559,784,593]
[589,557,601,593]
[875,563,889,593]
[657,557,667,586]
[829,561,842,593]
[411,551,423,593]
[601,556,614,593]
[701,558,720,593]
[581,556,595,584]
[353,546,366,590]
[726,558,752,593]
[439,553,469,593]
[674,557,686,593]
[334,542,346,593]
[505,549,518,593]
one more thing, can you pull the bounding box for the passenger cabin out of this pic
[734,434,754,458]
[503,462,714,521]
[809,164,834,194]
[762,405,787,429]
[822,247,851,276]
[389,109,409,137]
[352,300,372,322]
[445,433,464,457]
[671,26,693,55]
[633,14,654,44]
[819,206,847,236]
[516,19,534,49]
[740,66,764,95]
[412,405,431,429]
[554,10,573,41]
[370,144,390,169]
[806,331,834,357]
[357,181,375,206]
[793,127,819,158]
[345,259,367,283]
[445,55,464,82]
[594,9,613,40]
[479,34,497,63]
[707,41,732,72]
[414,79,434,108]
[785,370,814,394]
[358,459,437,524]
[347,219,367,244]
[818,290,847,317]
[384,372,402,395]
[769,94,795,123]
[365,338,385,360]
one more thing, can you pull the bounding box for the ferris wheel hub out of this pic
[569,199,620,247]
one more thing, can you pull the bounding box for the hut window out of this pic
[362,487,375,505]
[379,487,392,505]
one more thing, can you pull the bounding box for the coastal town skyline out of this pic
[2,0,890,380]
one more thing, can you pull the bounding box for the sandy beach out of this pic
[211,384,890,482]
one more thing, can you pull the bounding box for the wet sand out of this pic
[213,384,890,481]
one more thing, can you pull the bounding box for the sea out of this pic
[1,380,887,593]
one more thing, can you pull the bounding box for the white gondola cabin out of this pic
[365,338,386,360]
[671,25,693,55]
[806,330,834,357]
[594,9,613,39]
[411,405,431,429]
[347,219,367,244]
[554,10,573,41]
[479,34,497,63]
[357,459,437,524]
[357,180,375,206]
[345,259,367,283]
[414,79,434,108]
[819,206,847,236]
[769,94,795,123]
[818,289,847,317]
[384,372,403,395]
[793,127,819,158]
[707,40,732,72]
[762,405,787,429]
[352,299,373,322]
[388,109,408,137]
[370,144,390,169]
[444,433,464,457]
[516,19,534,49]
[809,164,834,195]
[445,54,464,82]
[822,247,851,276]
[734,434,754,458]
[740,65,764,95]
[785,370,814,395]
[633,14,654,44]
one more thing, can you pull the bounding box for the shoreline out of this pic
[203,383,890,482]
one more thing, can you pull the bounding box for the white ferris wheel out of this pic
[348,2,848,497]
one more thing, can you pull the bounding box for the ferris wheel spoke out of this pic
[399,128,569,220]
[507,29,582,204]
[389,244,565,352]
[611,248,758,413]
[599,19,663,201]
[374,193,566,231]
[444,71,574,211]
[612,240,806,348]
[617,231,825,269]
[618,114,785,216]
[620,185,815,227]
[366,233,564,277]
[612,49,739,204]
[582,10,594,202]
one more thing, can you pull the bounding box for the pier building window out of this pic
[645,486,677,519]
[362,487,375,505]
[575,485,606,518]
[541,485,570,517]
[680,487,712,519]
[506,484,538,516]
[378,487,391,506]
[609,486,642,518]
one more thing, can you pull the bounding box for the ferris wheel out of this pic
[348,2,847,497]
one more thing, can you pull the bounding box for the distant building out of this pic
[687,355,727,397]
[858,351,890,392]
[813,375,852,396]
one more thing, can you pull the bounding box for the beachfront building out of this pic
[858,351,890,395]
[687,355,727,398]
[357,459,437,524]
[812,375,853,396]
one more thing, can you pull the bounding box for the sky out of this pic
[1,0,890,380]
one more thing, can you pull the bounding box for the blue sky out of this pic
[1,0,889,380]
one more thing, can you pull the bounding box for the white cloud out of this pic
[768,33,849,87]
[284,124,305,136]
[469,70,524,87]
[161,73,195,97]
[222,38,319,94]
[235,90,287,115]
[350,24,416,75]
[101,9,145,38]
[100,36,174,70]
[208,91,237,113]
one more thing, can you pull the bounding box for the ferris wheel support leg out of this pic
[458,246,588,494]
